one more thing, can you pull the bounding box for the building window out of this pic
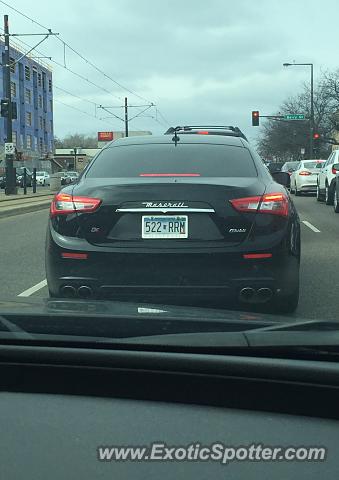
[10,81,16,97]
[25,88,31,104]
[10,57,16,73]
[48,79,52,92]
[25,66,31,81]
[49,99,53,112]
[42,73,46,90]
[39,116,43,129]
[12,131,17,145]
[43,118,46,131]
[25,112,32,127]
[38,73,42,87]
[38,95,42,108]
[39,137,43,151]
[50,120,53,132]
[26,134,32,149]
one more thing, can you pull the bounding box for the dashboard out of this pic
[0,345,338,478]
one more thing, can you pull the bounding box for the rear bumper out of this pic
[46,224,300,304]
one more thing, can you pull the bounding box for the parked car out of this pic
[64,171,79,184]
[290,160,325,195]
[60,172,72,185]
[16,167,33,187]
[46,133,300,313]
[36,171,50,186]
[317,150,339,204]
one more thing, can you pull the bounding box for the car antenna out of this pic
[172,127,180,146]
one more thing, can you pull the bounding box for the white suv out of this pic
[317,150,339,204]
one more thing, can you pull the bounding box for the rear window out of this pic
[86,144,257,178]
[303,161,324,169]
[282,162,298,171]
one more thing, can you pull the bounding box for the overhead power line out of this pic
[0,0,152,103]
[0,4,171,132]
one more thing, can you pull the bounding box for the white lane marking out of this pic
[18,279,47,297]
[302,220,321,233]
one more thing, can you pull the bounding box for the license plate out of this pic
[142,216,188,239]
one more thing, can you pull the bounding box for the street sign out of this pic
[98,131,113,141]
[284,114,305,120]
[4,142,15,155]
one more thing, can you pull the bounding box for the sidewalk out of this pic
[0,187,55,218]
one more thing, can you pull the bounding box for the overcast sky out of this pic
[4,0,339,141]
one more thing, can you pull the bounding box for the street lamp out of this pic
[283,62,314,158]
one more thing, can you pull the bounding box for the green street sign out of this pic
[284,114,305,120]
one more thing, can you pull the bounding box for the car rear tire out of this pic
[295,185,301,196]
[334,190,339,213]
[316,185,322,202]
[325,184,334,205]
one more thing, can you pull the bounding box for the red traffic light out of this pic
[252,110,260,126]
[313,133,320,139]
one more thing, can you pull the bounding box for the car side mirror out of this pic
[272,171,290,187]
[333,163,339,172]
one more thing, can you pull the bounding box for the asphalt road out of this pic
[0,196,338,321]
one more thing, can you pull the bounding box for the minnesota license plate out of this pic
[142,216,188,239]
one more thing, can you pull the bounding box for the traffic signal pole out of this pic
[310,64,314,159]
[124,97,129,137]
[3,14,15,195]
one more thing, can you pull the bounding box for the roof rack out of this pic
[164,125,247,140]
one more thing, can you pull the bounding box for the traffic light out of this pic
[252,110,260,126]
[1,99,9,117]
[0,99,17,118]
[313,132,321,140]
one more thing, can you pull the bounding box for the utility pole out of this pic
[310,64,314,159]
[2,16,57,195]
[124,97,128,137]
[4,14,15,195]
[98,100,154,136]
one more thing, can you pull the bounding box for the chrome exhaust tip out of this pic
[257,288,273,302]
[60,285,77,298]
[239,287,256,302]
[77,285,93,299]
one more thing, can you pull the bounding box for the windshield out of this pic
[0,0,338,355]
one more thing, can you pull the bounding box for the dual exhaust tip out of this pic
[239,287,273,304]
[61,285,94,299]
[61,284,272,303]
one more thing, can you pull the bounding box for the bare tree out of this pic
[257,73,336,161]
[54,133,98,149]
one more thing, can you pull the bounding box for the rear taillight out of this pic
[50,193,101,217]
[299,171,311,176]
[332,166,339,175]
[197,131,209,135]
[230,193,289,217]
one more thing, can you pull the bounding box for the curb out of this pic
[0,193,55,203]
[0,201,52,219]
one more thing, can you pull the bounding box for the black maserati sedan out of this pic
[46,130,300,313]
